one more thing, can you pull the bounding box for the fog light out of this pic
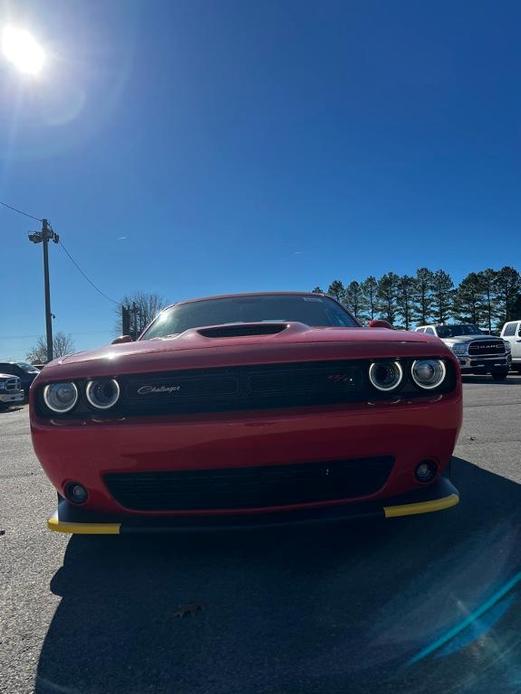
[64,482,88,504]
[415,460,437,483]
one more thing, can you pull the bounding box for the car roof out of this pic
[168,291,331,309]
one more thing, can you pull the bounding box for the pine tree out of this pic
[344,281,367,320]
[396,275,415,329]
[360,276,378,320]
[431,270,454,323]
[493,267,521,325]
[327,280,345,304]
[412,268,434,325]
[453,272,484,325]
[377,273,400,324]
[478,269,497,332]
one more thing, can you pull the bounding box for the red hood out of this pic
[36,323,453,382]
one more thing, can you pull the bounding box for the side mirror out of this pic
[368,319,394,329]
[111,335,134,345]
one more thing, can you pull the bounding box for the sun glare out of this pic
[2,25,45,76]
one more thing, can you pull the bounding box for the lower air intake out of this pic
[104,456,395,511]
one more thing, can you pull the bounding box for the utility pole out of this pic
[130,301,141,340]
[121,304,131,336]
[28,219,59,362]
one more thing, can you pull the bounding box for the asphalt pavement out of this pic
[1,376,521,694]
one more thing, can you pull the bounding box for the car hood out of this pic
[441,334,500,345]
[37,322,454,382]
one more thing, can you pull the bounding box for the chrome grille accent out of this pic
[468,340,505,356]
[5,377,20,392]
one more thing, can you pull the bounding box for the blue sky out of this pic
[1,0,520,359]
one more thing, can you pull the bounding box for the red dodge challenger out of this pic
[29,292,462,534]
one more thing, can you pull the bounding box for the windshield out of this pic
[437,325,482,338]
[141,294,359,339]
[16,362,38,373]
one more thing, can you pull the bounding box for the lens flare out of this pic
[2,25,45,75]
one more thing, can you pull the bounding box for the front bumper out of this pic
[48,476,460,534]
[457,355,510,372]
[0,391,24,404]
[31,394,462,517]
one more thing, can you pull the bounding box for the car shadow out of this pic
[0,405,25,414]
[36,459,521,694]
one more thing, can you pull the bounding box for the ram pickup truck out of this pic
[415,324,511,380]
[0,361,39,401]
[0,374,24,408]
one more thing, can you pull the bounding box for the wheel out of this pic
[491,369,509,381]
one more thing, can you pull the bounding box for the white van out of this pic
[500,321,521,372]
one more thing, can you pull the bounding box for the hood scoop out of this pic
[197,322,289,339]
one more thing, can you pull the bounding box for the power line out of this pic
[2,330,115,340]
[58,240,121,306]
[0,200,42,222]
[2,198,121,311]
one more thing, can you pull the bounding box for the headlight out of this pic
[86,378,120,409]
[43,382,79,413]
[368,361,403,391]
[411,359,447,390]
[504,341,512,353]
[451,343,467,355]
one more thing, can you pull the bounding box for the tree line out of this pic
[313,266,521,330]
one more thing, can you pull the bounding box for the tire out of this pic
[491,369,509,381]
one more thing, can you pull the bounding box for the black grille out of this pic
[121,361,367,414]
[468,340,505,356]
[36,359,457,419]
[104,456,395,511]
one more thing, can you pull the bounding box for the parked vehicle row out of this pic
[414,324,512,380]
[0,361,39,395]
[0,373,24,409]
[0,362,39,408]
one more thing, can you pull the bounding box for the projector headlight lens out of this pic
[368,361,403,391]
[451,343,467,355]
[43,382,79,413]
[411,359,446,390]
[86,378,120,410]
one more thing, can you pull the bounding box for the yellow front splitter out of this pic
[48,512,121,534]
[47,477,459,535]
[383,492,459,518]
